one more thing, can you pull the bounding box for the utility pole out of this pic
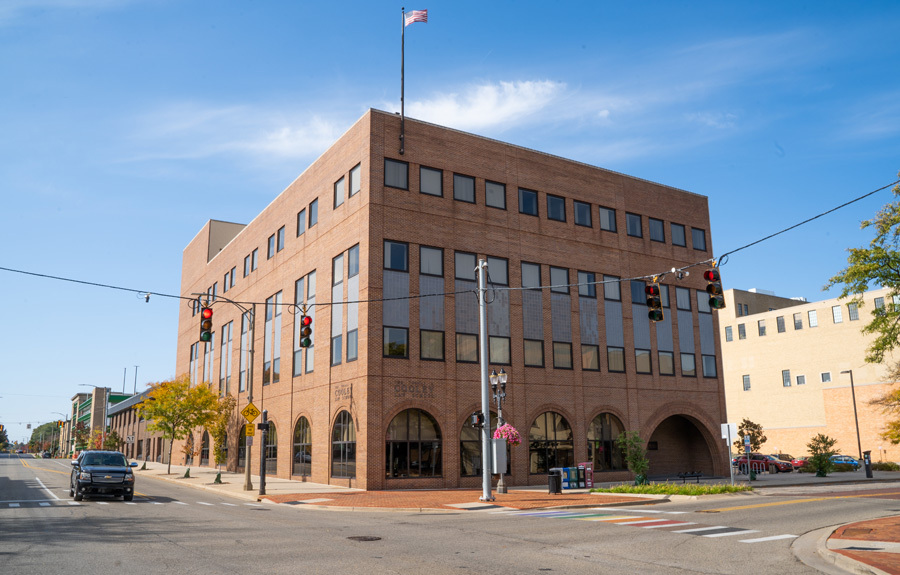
[477,258,493,502]
[244,303,256,491]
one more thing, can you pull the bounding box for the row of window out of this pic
[741,370,834,391]
[384,158,708,250]
[724,300,876,342]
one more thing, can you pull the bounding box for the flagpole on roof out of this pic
[400,7,406,155]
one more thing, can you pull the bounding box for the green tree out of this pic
[72,422,90,451]
[732,418,767,453]
[135,374,221,475]
[807,433,838,477]
[616,431,650,485]
[210,395,237,469]
[0,425,9,451]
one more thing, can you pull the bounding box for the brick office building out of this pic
[175,109,728,489]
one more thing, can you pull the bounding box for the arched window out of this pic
[459,412,509,476]
[185,433,195,466]
[331,411,356,478]
[238,433,247,471]
[386,409,442,478]
[200,431,210,466]
[265,423,277,474]
[587,413,625,471]
[529,411,574,474]
[293,417,312,477]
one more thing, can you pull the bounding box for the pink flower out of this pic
[493,423,521,446]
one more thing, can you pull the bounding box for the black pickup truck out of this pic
[70,450,137,501]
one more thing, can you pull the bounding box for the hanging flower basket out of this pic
[493,423,521,446]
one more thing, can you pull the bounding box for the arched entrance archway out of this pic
[646,414,715,477]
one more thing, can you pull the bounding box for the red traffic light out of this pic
[201,307,213,320]
[703,269,720,282]
[299,314,312,348]
[645,284,660,296]
[199,307,213,342]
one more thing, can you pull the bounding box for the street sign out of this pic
[721,423,737,440]
[245,423,255,437]
[241,402,260,423]
[744,434,751,454]
[126,435,134,444]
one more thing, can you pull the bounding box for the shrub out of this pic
[872,461,900,471]
[807,434,837,477]
[616,431,649,485]
[592,482,752,496]
[832,463,857,473]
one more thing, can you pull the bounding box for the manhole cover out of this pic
[347,536,382,542]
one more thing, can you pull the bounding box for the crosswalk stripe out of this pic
[9,503,20,508]
[591,508,687,514]
[641,521,696,529]
[97,502,108,505]
[222,503,237,506]
[39,502,50,507]
[174,501,188,505]
[672,526,726,533]
[67,502,81,506]
[616,519,673,525]
[704,529,758,538]
[740,534,798,543]
[197,502,213,506]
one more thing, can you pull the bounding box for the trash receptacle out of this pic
[548,468,562,494]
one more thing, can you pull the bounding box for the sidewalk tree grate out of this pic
[347,536,381,542]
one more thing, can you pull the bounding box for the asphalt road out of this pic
[2,452,897,575]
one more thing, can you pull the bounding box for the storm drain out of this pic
[347,536,382,542]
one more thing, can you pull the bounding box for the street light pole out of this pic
[841,369,863,460]
[477,259,493,502]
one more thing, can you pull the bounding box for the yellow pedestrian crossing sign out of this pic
[241,402,260,423]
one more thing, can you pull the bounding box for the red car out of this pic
[733,453,793,473]
[791,457,808,469]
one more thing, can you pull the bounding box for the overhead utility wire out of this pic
[2,179,897,309]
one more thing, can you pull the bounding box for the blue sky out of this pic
[2,1,899,443]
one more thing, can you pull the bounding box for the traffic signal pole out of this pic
[477,259,493,502]
[244,302,256,492]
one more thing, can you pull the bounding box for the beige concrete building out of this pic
[720,287,899,462]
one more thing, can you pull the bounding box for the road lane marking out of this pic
[9,503,20,508]
[616,519,673,525]
[35,477,60,500]
[740,534,798,543]
[39,502,50,507]
[197,502,214,506]
[703,529,758,538]
[174,501,188,505]
[591,508,687,514]
[672,526,727,533]
[221,503,237,506]
[702,491,900,513]
[643,522,697,529]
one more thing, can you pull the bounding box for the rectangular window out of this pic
[821,372,831,383]
[553,342,573,369]
[485,180,506,209]
[421,330,444,361]
[793,313,803,330]
[267,234,276,259]
[681,353,696,377]
[229,267,235,288]
[348,244,359,278]
[455,252,477,281]
[244,254,251,277]
[297,208,306,236]
[832,305,843,323]
[331,334,342,366]
[420,246,443,276]
[454,173,475,203]
[607,347,625,372]
[630,280,647,306]
[384,241,409,271]
[702,355,717,378]
[743,304,749,316]
[490,336,511,365]
[676,287,692,310]
[725,326,733,342]
[875,297,885,311]
[782,369,791,387]
[277,226,285,252]
[692,228,707,251]
[574,200,592,227]
[349,163,361,196]
[334,176,346,208]
[522,262,541,289]
[758,319,766,337]
[223,270,230,293]
[456,333,478,363]
[738,324,746,340]
[796,374,806,385]
[347,330,358,362]
[578,271,596,298]
[603,275,621,301]
[524,340,544,367]
[308,199,318,228]
[251,248,258,271]
[671,223,686,247]
[599,207,617,232]
[487,256,508,285]
[809,309,818,327]
[743,375,751,391]
[420,166,442,197]
[659,351,675,375]
[582,345,600,371]
[626,213,642,237]
[547,194,566,222]
[635,349,652,374]
[649,218,665,242]
[385,158,409,189]
[550,266,569,294]
[848,302,859,321]
[519,188,538,216]
[776,316,785,333]
[384,327,408,358]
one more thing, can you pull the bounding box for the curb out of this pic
[139,471,263,502]
[793,525,890,575]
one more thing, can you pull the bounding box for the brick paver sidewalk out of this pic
[830,516,900,575]
[262,489,649,510]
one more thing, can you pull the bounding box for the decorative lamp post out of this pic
[491,368,508,494]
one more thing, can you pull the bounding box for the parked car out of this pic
[791,457,808,469]
[830,455,861,470]
[774,453,793,462]
[42,451,51,458]
[733,453,793,473]
[70,450,137,501]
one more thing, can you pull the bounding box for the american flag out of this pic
[404,9,428,27]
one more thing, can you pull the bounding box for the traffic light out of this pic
[646,280,663,322]
[57,420,63,428]
[199,306,214,342]
[299,314,312,347]
[704,268,725,309]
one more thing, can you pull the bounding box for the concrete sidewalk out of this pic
[135,460,900,574]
